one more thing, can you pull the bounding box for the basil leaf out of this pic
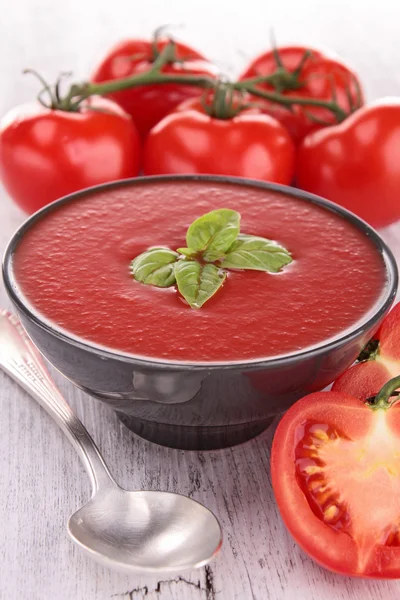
[131,247,179,287]
[175,260,227,309]
[220,234,292,272]
[177,247,198,258]
[186,209,240,262]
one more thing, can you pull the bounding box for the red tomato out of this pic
[143,109,295,184]
[271,385,400,578]
[0,97,140,214]
[375,302,400,361]
[333,303,400,399]
[331,361,393,402]
[239,46,364,144]
[296,99,400,228]
[91,38,219,139]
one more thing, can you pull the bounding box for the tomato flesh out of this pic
[272,391,400,578]
[296,413,400,572]
[295,422,351,532]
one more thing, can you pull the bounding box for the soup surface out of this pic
[13,179,387,361]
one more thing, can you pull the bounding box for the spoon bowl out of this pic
[68,488,222,572]
[0,310,222,572]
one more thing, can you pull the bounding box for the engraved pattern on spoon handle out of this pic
[0,310,116,492]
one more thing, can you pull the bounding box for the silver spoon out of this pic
[0,310,222,573]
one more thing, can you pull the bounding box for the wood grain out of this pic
[1,1,400,598]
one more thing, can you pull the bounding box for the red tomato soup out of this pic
[13,180,387,362]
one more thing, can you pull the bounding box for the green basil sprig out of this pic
[131,208,292,309]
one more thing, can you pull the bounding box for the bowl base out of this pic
[116,413,274,450]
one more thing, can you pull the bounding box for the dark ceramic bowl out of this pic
[3,176,398,450]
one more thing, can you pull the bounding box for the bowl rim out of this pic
[2,174,398,371]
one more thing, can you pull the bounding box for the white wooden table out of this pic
[1,1,400,598]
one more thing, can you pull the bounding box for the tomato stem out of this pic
[81,67,348,122]
[245,34,309,93]
[82,70,216,94]
[292,49,313,78]
[150,24,182,62]
[23,69,57,109]
[72,42,216,106]
[367,375,400,410]
[150,25,167,62]
[235,70,305,93]
[352,74,364,109]
[30,41,353,122]
[151,39,176,71]
[201,81,245,119]
[233,83,348,121]
[270,30,284,69]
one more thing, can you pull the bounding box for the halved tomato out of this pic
[271,381,400,578]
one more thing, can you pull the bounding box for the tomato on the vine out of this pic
[272,374,400,578]
[143,103,295,184]
[296,99,400,228]
[239,46,364,144]
[91,38,219,139]
[0,97,140,214]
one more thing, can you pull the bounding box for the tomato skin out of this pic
[271,390,400,578]
[332,360,392,400]
[91,38,219,139]
[296,99,400,228]
[0,97,141,214]
[239,46,364,144]
[375,302,400,361]
[143,109,295,184]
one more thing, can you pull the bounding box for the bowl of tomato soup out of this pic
[3,176,397,450]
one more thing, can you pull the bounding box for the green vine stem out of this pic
[367,375,400,410]
[35,41,353,122]
[234,82,348,121]
[237,49,312,94]
[59,42,216,111]
[201,81,246,119]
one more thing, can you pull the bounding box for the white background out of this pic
[2,0,400,117]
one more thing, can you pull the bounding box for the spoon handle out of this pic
[0,310,116,493]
